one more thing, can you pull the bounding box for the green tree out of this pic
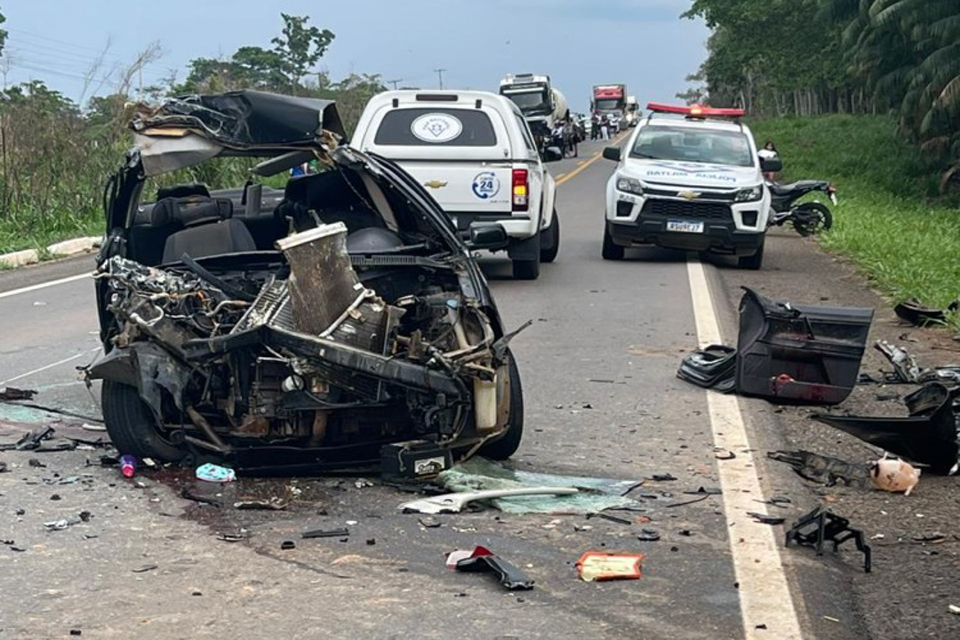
[271,13,335,94]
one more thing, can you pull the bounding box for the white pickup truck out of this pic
[351,90,560,279]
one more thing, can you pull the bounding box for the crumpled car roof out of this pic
[129,90,347,176]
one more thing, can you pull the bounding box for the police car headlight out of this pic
[735,185,763,202]
[616,176,644,196]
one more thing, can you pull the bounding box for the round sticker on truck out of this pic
[472,172,500,199]
[410,113,463,143]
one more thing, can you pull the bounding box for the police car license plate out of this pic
[666,220,704,233]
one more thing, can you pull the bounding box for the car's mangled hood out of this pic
[622,158,760,188]
[130,90,346,177]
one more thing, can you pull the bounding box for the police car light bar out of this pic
[646,103,745,118]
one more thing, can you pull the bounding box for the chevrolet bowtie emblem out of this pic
[423,180,448,189]
[678,190,701,201]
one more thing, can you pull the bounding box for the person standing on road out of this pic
[590,115,599,141]
[760,140,779,182]
[600,115,610,140]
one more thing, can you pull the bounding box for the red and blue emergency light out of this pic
[646,103,745,118]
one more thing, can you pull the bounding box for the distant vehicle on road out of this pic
[499,73,569,155]
[352,90,562,279]
[601,103,781,269]
[592,84,627,121]
[625,96,640,127]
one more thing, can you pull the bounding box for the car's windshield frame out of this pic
[629,124,756,168]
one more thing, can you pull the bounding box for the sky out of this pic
[0,0,707,113]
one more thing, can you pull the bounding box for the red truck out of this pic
[592,84,627,122]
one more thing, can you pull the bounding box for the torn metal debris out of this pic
[785,507,872,573]
[875,340,960,384]
[768,450,871,487]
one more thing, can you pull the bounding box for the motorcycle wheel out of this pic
[792,202,833,237]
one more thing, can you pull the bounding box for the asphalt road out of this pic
[0,137,868,639]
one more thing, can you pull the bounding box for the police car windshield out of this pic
[631,125,754,167]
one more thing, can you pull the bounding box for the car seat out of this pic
[157,196,257,263]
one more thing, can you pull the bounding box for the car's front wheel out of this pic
[737,238,765,270]
[101,380,185,461]
[602,224,625,260]
[478,350,524,460]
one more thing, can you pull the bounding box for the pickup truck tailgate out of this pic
[397,161,513,213]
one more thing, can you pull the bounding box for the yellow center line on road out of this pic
[555,131,630,186]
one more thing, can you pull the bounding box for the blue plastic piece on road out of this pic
[195,463,236,483]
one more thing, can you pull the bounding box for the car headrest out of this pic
[157,183,210,200]
[150,196,233,228]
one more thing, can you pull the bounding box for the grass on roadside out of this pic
[751,115,960,327]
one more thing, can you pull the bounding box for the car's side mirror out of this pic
[603,146,622,162]
[467,223,509,250]
[542,146,563,163]
[760,156,782,173]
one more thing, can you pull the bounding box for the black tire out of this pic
[512,257,540,280]
[737,238,765,270]
[101,380,185,461]
[478,351,524,460]
[792,202,833,237]
[602,224,625,260]
[540,210,560,263]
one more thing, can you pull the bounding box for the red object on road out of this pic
[120,455,136,478]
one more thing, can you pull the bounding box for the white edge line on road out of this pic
[686,257,804,640]
[0,348,100,386]
[0,272,92,300]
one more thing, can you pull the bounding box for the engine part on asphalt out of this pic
[812,383,960,475]
[736,287,874,405]
[676,344,737,393]
[870,457,921,495]
[436,457,642,514]
[399,486,579,514]
[785,506,871,573]
[576,552,645,582]
[767,450,871,487]
[449,545,534,591]
[875,340,960,384]
[380,440,454,482]
[894,297,959,327]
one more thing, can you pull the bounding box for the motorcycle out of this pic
[767,180,837,236]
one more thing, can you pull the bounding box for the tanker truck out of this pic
[499,73,569,153]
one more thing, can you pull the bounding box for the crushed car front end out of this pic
[87,90,523,475]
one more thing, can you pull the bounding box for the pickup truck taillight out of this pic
[512,169,529,212]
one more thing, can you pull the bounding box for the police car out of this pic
[601,103,781,269]
[351,90,561,280]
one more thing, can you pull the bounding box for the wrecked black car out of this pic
[87,90,523,474]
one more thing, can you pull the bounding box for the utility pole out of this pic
[387,78,402,90]
[433,68,446,90]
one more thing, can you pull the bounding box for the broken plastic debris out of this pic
[0,387,37,401]
[785,507,871,573]
[576,552,645,582]
[748,512,785,525]
[234,497,288,510]
[399,486,579,514]
[302,527,349,539]
[870,457,921,496]
[448,546,534,590]
[768,450,870,487]
[636,529,661,542]
[195,463,236,483]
